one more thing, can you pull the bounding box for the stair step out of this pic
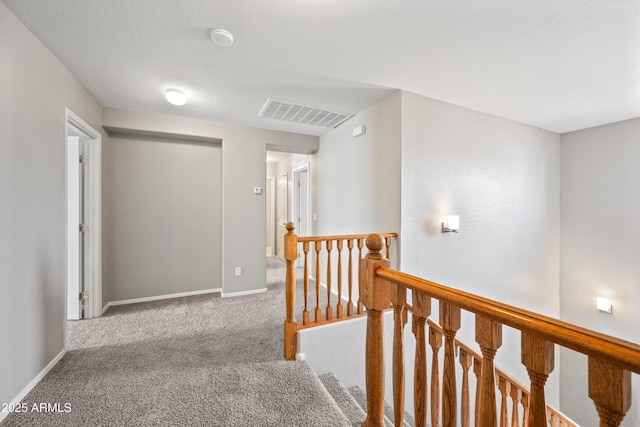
[347,384,415,427]
[319,373,367,427]
[317,370,415,427]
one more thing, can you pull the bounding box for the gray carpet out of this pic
[1,258,350,426]
[347,385,414,427]
[319,373,366,427]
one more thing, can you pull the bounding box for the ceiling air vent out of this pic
[259,98,353,129]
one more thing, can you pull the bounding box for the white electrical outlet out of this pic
[235,267,241,276]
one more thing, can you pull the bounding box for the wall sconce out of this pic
[442,215,460,233]
[596,297,612,314]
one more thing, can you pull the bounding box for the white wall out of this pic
[307,91,402,317]
[560,118,640,427]
[317,91,402,237]
[312,89,562,413]
[0,2,105,413]
[298,312,393,392]
[106,135,222,301]
[400,91,562,405]
[303,92,403,411]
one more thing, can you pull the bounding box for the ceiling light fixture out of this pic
[210,29,234,47]
[165,88,187,106]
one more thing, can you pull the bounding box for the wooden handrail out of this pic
[360,233,639,427]
[296,232,397,243]
[375,266,640,374]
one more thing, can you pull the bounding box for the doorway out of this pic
[65,108,101,320]
[276,173,288,260]
[265,176,275,257]
[293,163,310,267]
[293,164,310,237]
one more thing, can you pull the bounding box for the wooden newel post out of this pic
[588,357,631,427]
[284,222,298,360]
[361,234,390,427]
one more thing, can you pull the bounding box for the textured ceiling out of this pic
[3,0,640,136]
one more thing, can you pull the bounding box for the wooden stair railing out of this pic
[361,234,640,427]
[427,318,577,427]
[283,223,397,360]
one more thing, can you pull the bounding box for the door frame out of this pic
[293,162,310,267]
[293,161,310,236]
[276,173,288,260]
[265,176,275,257]
[64,108,102,322]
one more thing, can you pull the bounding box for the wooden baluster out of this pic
[476,315,503,426]
[392,282,408,427]
[361,234,390,427]
[521,332,554,427]
[474,357,483,425]
[520,392,529,427]
[429,326,443,427]
[326,240,333,321]
[510,382,521,427]
[498,375,509,427]
[413,292,431,427]
[314,241,322,322]
[588,357,631,427]
[283,222,298,360]
[440,302,461,427]
[347,239,354,316]
[302,241,310,325]
[385,236,391,259]
[357,238,364,314]
[459,347,473,427]
[336,240,344,318]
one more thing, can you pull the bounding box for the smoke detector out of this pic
[210,29,234,47]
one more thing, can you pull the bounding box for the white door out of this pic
[65,109,102,322]
[276,174,288,260]
[294,167,309,268]
[66,136,83,320]
[294,168,309,237]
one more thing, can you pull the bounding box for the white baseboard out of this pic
[102,288,222,314]
[221,287,267,298]
[0,349,66,423]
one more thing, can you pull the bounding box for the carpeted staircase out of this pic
[319,372,415,427]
